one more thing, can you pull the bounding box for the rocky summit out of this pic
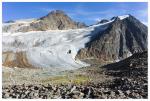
[76,15,147,63]
[3,10,86,33]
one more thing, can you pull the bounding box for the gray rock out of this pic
[70,86,76,93]
[3,92,10,98]
[110,91,116,97]
[125,90,130,95]
[76,15,147,64]
[3,10,86,33]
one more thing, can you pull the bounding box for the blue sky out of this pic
[2,2,148,25]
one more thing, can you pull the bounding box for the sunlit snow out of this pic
[118,15,129,20]
[2,19,114,70]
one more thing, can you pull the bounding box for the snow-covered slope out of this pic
[118,15,129,20]
[2,19,114,70]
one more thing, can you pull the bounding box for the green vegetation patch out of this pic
[40,74,89,85]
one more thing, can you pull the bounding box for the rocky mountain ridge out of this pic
[3,10,86,33]
[76,15,147,63]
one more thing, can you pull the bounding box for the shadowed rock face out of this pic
[3,10,86,32]
[76,15,147,62]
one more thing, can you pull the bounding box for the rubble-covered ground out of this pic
[2,51,148,99]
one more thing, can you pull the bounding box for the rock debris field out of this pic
[2,52,148,99]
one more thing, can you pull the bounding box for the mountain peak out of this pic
[118,14,130,20]
[40,10,67,20]
[50,10,65,14]
[96,14,132,25]
[47,10,66,16]
[97,19,109,24]
[3,10,86,32]
[111,14,131,21]
[76,14,147,63]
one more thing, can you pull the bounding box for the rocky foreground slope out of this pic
[2,51,148,99]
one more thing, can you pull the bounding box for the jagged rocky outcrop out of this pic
[76,15,147,63]
[3,10,86,33]
[97,19,109,24]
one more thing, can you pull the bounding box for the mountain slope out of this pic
[3,10,86,33]
[2,20,112,70]
[76,15,147,63]
[2,14,147,70]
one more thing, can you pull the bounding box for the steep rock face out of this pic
[3,10,86,33]
[76,15,147,62]
[29,10,86,31]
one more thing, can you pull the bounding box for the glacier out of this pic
[2,19,114,70]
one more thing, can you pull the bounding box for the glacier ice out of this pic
[2,19,114,70]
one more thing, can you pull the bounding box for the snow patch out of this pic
[14,18,36,23]
[118,15,129,20]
